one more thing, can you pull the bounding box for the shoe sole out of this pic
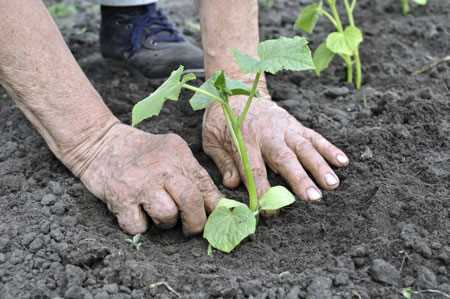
[105,58,205,80]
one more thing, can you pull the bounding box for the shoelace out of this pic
[130,5,184,53]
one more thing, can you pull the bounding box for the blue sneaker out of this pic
[100,4,204,79]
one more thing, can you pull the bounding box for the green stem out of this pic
[354,51,362,89]
[321,9,339,29]
[182,84,224,104]
[328,1,344,32]
[234,126,258,212]
[343,0,355,26]
[401,0,410,15]
[344,0,362,89]
[238,72,261,125]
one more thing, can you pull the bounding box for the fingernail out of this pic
[325,173,338,186]
[307,187,322,201]
[337,154,349,165]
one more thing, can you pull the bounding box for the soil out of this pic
[0,0,449,298]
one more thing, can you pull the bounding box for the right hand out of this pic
[79,124,222,235]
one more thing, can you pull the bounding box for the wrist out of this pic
[58,113,121,177]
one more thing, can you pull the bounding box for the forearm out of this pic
[199,0,268,95]
[0,1,119,176]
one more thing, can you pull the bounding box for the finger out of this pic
[303,128,349,167]
[286,134,340,190]
[165,176,206,236]
[141,191,178,229]
[116,204,149,235]
[262,142,322,202]
[188,162,223,213]
[230,142,271,198]
[203,143,240,188]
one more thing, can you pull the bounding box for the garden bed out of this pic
[0,0,449,298]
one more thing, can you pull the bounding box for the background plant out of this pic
[131,37,315,253]
[295,0,363,89]
[401,0,428,15]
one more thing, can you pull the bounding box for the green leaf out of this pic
[203,200,256,253]
[189,72,250,110]
[217,198,248,209]
[344,26,363,52]
[233,36,315,74]
[401,288,412,299]
[413,0,427,5]
[132,66,184,126]
[226,79,252,97]
[313,42,335,75]
[182,73,196,83]
[294,2,323,33]
[232,50,261,74]
[326,32,352,55]
[259,186,295,211]
[326,27,363,55]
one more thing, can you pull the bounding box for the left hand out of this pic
[202,95,349,202]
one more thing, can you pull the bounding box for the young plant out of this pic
[131,37,315,253]
[400,0,428,15]
[125,234,143,251]
[295,0,364,89]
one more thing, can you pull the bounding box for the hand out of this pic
[202,96,349,202]
[79,124,221,235]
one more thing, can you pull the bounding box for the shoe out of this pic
[100,3,204,79]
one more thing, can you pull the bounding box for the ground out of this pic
[0,0,449,298]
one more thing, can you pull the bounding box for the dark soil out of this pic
[1,0,449,298]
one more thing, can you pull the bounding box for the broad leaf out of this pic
[203,201,256,253]
[259,186,295,211]
[313,42,335,75]
[189,72,250,110]
[232,50,261,74]
[326,27,363,56]
[295,2,323,33]
[132,66,186,126]
[413,0,427,5]
[217,198,248,209]
[233,37,315,74]
[344,26,363,52]
[326,32,352,55]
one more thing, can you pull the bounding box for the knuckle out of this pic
[271,148,294,167]
[295,138,313,154]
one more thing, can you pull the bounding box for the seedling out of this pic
[295,0,364,89]
[400,0,428,15]
[131,37,315,253]
[125,234,143,250]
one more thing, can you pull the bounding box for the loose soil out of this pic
[0,0,449,298]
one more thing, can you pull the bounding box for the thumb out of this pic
[204,143,241,189]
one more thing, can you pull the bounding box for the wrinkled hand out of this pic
[80,124,221,235]
[203,96,349,202]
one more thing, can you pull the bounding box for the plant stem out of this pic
[321,9,339,29]
[354,51,362,89]
[238,72,261,125]
[401,0,410,15]
[328,1,344,32]
[234,126,258,212]
[343,0,362,89]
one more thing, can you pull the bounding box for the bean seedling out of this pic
[295,0,364,89]
[401,0,428,15]
[131,37,315,253]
